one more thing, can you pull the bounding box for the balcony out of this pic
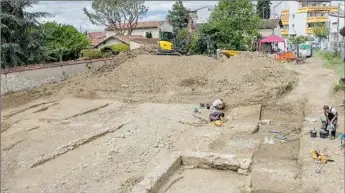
[307,16,328,23]
[281,29,289,35]
[297,6,338,13]
[281,20,289,25]
[306,28,313,34]
[305,27,324,35]
[281,9,289,14]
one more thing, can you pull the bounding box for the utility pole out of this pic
[337,3,340,35]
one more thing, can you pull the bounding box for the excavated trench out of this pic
[250,101,306,193]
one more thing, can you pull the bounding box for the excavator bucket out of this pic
[221,50,240,58]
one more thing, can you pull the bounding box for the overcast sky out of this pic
[27,1,217,32]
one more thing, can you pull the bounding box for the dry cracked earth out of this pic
[1,56,344,193]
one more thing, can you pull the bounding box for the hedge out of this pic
[112,44,129,52]
[81,49,103,59]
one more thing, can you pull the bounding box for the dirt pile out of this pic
[2,51,297,109]
[95,45,157,74]
[56,52,297,106]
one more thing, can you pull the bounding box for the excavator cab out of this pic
[157,30,180,55]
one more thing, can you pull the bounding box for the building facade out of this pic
[105,21,173,39]
[277,1,343,37]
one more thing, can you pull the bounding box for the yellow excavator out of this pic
[156,29,180,56]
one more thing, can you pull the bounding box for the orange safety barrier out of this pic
[275,51,296,62]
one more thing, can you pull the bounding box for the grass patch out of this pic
[315,50,345,76]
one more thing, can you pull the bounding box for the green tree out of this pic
[256,0,271,19]
[145,31,152,38]
[84,0,148,35]
[43,22,90,62]
[313,25,329,39]
[1,0,49,68]
[200,0,260,51]
[339,26,345,37]
[166,1,189,31]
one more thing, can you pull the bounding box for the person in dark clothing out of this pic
[209,112,225,122]
[323,105,338,139]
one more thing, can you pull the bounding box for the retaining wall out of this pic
[1,59,110,95]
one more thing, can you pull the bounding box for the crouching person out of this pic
[209,112,225,122]
[323,105,338,139]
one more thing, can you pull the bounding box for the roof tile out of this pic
[89,32,106,46]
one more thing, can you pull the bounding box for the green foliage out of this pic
[43,22,90,62]
[83,0,148,35]
[145,31,153,38]
[111,44,129,52]
[256,0,271,19]
[101,44,129,55]
[339,26,345,37]
[200,0,260,51]
[81,49,103,59]
[166,1,189,31]
[313,25,329,39]
[1,0,49,68]
[316,50,344,76]
[188,32,208,54]
[288,36,310,44]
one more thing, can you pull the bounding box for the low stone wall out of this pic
[1,59,109,95]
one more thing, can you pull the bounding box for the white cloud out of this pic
[27,1,216,32]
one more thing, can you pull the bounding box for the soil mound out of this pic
[2,51,297,109]
[57,52,297,106]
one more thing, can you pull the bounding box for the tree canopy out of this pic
[42,22,90,62]
[312,25,329,39]
[166,1,189,32]
[83,0,148,35]
[200,0,260,51]
[1,0,49,68]
[256,0,271,19]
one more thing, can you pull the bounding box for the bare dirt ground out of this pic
[1,52,344,193]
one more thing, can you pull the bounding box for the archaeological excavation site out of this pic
[1,47,344,193]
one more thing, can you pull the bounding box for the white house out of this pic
[105,21,173,39]
[93,35,144,50]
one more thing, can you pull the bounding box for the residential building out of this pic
[88,32,106,47]
[259,19,283,37]
[104,21,173,39]
[187,5,216,31]
[275,1,344,37]
[93,35,144,50]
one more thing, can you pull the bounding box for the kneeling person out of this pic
[209,112,225,122]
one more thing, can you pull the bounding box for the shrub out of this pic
[340,26,345,37]
[80,49,103,59]
[145,31,153,38]
[111,44,129,52]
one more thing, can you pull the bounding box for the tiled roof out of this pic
[259,19,283,29]
[88,32,106,46]
[94,35,145,47]
[105,21,163,31]
[115,35,145,44]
